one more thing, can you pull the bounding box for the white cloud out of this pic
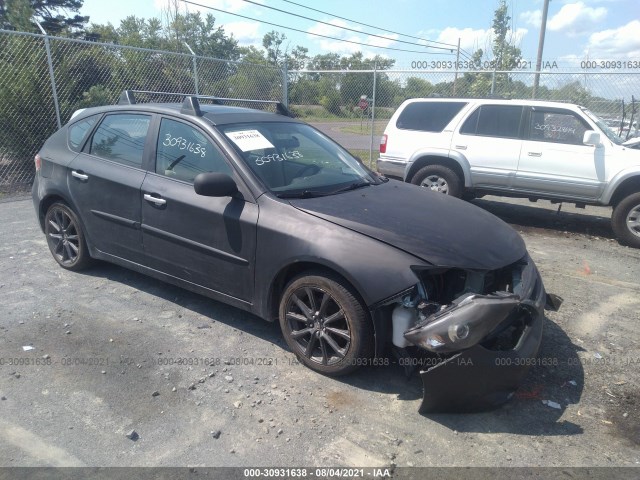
[366,33,399,49]
[520,9,542,27]
[586,20,640,59]
[434,27,527,54]
[307,20,361,55]
[207,0,264,13]
[154,0,260,15]
[307,19,361,39]
[223,21,261,46]
[435,27,493,53]
[547,2,607,36]
[307,19,398,57]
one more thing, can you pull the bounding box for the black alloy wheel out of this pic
[279,273,373,376]
[44,202,92,270]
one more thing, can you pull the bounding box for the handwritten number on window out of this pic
[255,150,303,166]
[533,123,576,135]
[163,133,206,158]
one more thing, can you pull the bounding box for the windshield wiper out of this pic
[328,181,372,194]
[275,181,372,199]
[275,190,325,199]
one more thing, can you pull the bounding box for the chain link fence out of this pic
[1,27,638,197]
[288,68,640,166]
[0,29,283,198]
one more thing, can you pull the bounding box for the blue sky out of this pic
[81,0,640,68]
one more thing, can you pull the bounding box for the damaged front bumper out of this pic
[391,255,561,413]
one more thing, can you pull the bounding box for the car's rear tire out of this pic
[44,202,93,271]
[279,272,374,376]
[612,192,640,248]
[411,164,462,197]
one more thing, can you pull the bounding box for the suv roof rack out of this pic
[116,90,292,117]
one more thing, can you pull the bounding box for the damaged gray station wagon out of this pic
[32,91,561,412]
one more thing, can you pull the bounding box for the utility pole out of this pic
[532,0,550,98]
[453,38,461,96]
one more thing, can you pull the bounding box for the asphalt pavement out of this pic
[0,197,638,469]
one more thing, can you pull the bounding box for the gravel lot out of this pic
[0,196,638,470]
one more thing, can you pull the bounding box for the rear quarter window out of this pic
[396,101,467,132]
[68,114,100,152]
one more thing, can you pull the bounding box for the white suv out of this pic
[378,98,640,248]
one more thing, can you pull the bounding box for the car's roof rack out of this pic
[116,90,292,117]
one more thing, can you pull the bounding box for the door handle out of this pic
[527,152,542,157]
[71,170,89,180]
[144,193,167,206]
[454,145,467,150]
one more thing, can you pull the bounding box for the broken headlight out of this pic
[403,292,522,353]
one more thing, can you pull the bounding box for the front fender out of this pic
[253,196,426,320]
[601,167,640,204]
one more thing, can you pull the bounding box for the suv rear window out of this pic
[396,101,467,132]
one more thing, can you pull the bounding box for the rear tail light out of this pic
[34,154,42,172]
[379,134,388,154]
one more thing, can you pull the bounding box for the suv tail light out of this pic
[34,154,42,172]
[379,134,388,154]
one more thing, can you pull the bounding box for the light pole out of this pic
[533,0,550,98]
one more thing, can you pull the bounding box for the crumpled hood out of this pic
[290,180,526,270]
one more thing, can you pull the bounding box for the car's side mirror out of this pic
[583,130,601,146]
[194,173,238,197]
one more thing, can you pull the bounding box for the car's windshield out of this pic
[220,122,379,197]
[581,107,624,145]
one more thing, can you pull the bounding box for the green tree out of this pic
[309,53,342,70]
[0,0,88,34]
[553,81,593,104]
[2,0,34,31]
[238,45,267,64]
[490,0,522,71]
[286,45,308,71]
[0,33,58,172]
[403,77,435,99]
[339,52,395,106]
[462,0,523,98]
[263,30,288,67]
[167,12,239,60]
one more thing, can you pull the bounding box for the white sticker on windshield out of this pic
[225,130,275,152]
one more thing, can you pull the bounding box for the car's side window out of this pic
[89,113,150,167]
[396,101,467,132]
[459,107,480,134]
[68,114,100,152]
[156,118,232,183]
[528,109,589,145]
[460,105,523,139]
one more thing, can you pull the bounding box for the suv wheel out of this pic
[411,165,462,197]
[612,192,640,248]
[279,272,374,376]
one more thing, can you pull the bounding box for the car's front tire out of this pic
[44,202,93,271]
[279,272,374,376]
[411,164,462,197]
[612,192,640,248]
